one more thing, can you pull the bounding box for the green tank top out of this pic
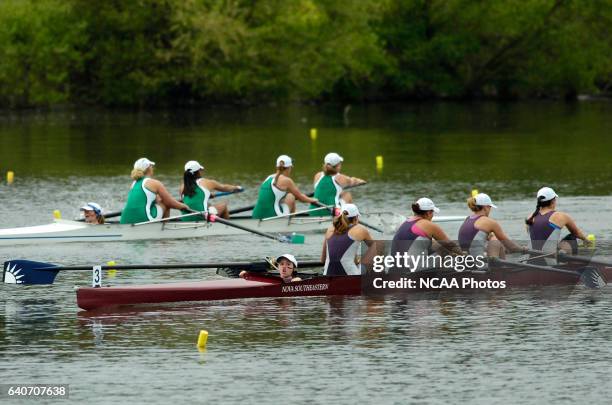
[252,175,286,219]
[120,178,158,224]
[181,181,209,221]
[309,174,341,216]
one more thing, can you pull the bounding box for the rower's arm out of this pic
[563,214,588,241]
[490,222,526,253]
[157,183,189,210]
[286,179,317,203]
[208,179,241,193]
[336,174,366,188]
[430,225,464,255]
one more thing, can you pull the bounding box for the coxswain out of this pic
[80,202,105,224]
[239,254,302,283]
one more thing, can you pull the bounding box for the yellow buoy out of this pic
[107,261,117,277]
[310,128,317,141]
[197,330,209,350]
[375,155,384,171]
[471,189,479,197]
[7,171,14,184]
[53,210,61,219]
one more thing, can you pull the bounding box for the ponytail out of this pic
[323,163,338,176]
[333,212,355,235]
[411,203,427,216]
[183,170,200,197]
[131,169,145,180]
[525,196,554,225]
[467,197,483,212]
[274,164,288,186]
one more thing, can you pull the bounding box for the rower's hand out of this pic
[239,271,247,278]
[234,186,243,192]
[291,277,302,282]
[309,197,319,204]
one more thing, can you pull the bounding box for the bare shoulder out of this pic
[313,172,323,183]
[350,224,371,240]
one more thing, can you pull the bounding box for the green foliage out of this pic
[0,0,609,107]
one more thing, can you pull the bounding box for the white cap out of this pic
[341,203,360,218]
[324,152,344,166]
[276,155,293,168]
[537,187,558,202]
[277,253,298,268]
[415,197,440,213]
[80,202,103,215]
[184,160,204,173]
[133,157,155,171]
[474,193,497,209]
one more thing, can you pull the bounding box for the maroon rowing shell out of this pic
[76,266,611,311]
[76,275,362,311]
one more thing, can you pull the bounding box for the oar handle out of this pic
[208,214,285,242]
[211,187,244,199]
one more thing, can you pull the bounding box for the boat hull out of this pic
[76,265,610,311]
[0,214,466,245]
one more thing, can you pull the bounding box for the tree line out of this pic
[0,0,610,107]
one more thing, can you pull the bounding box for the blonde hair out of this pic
[332,212,356,234]
[467,197,483,212]
[131,168,145,180]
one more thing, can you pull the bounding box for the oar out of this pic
[229,182,366,215]
[525,248,612,268]
[2,259,323,285]
[211,187,244,198]
[76,189,244,222]
[310,201,385,233]
[205,213,305,244]
[488,257,606,289]
[261,205,334,221]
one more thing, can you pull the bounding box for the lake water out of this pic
[1,101,611,404]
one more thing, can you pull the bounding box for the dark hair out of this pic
[411,203,432,216]
[183,170,201,197]
[525,197,555,225]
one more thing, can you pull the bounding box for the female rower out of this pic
[252,155,318,219]
[309,152,366,216]
[525,187,589,254]
[458,193,526,258]
[120,158,188,224]
[179,160,242,220]
[390,198,463,272]
[321,204,374,276]
[80,202,105,224]
[239,254,302,283]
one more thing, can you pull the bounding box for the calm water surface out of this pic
[1,102,611,404]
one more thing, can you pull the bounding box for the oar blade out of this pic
[580,267,606,289]
[3,260,59,285]
[278,233,305,244]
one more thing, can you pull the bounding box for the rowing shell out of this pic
[0,213,464,245]
[76,265,611,311]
